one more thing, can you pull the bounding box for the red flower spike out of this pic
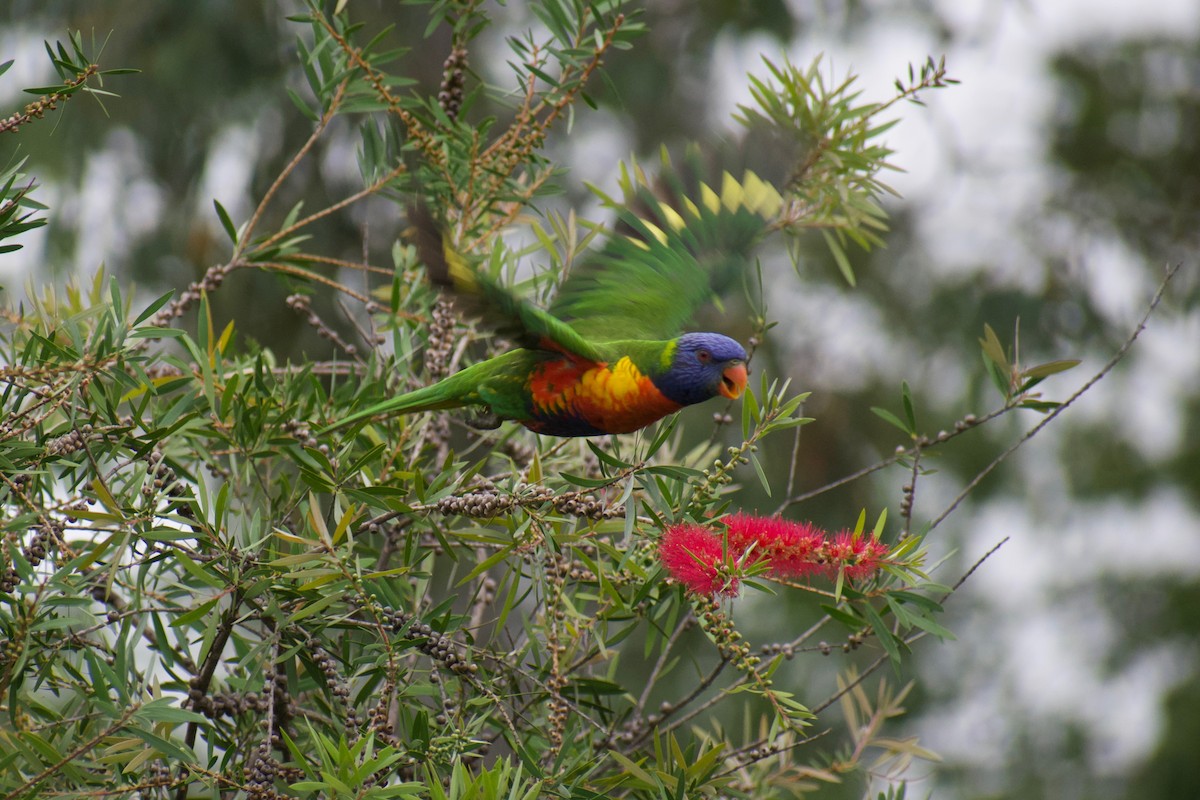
[660,515,888,596]
[766,520,826,578]
[659,523,737,597]
[723,513,767,553]
[724,513,826,578]
[824,529,890,580]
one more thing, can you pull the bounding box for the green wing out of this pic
[408,152,781,354]
[410,203,607,362]
[547,152,783,342]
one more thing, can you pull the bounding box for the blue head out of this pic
[654,332,749,407]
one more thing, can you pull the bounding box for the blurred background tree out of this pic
[2,1,1198,799]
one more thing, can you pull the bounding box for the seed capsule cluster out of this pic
[1,521,60,593]
[142,448,195,518]
[287,293,357,357]
[283,419,324,451]
[372,602,478,678]
[0,64,97,134]
[434,483,623,519]
[306,636,360,734]
[149,263,234,326]
[237,663,302,799]
[438,46,468,121]
[696,596,761,674]
[424,298,457,381]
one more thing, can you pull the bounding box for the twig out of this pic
[929,262,1181,532]
[635,613,695,713]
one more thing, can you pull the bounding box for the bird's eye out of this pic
[696,349,711,363]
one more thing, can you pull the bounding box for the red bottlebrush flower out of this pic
[659,523,736,597]
[725,512,784,553]
[766,520,826,578]
[824,529,890,580]
[660,514,888,597]
[724,513,826,578]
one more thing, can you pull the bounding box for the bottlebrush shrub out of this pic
[4,8,1077,799]
[659,513,891,596]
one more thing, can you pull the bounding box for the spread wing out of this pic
[547,152,783,342]
[409,152,782,354]
[410,203,607,363]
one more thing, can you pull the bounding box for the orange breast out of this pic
[526,355,681,435]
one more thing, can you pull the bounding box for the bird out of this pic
[328,155,783,438]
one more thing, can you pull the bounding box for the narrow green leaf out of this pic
[978,323,1008,370]
[1023,359,1080,379]
[458,545,515,586]
[286,87,318,121]
[134,698,208,724]
[213,199,238,245]
[749,452,772,496]
[127,726,195,762]
[558,472,611,488]
[288,590,342,623]
[900,381,916,432]
[170,597,219,628]
[132,290,175,326]
[871,406,911,435]
[906,613,956,640]
[822,230,857,286]
[820,603,864,628]
[861,602,902,671]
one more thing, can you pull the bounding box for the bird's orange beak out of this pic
[719,362,748,400]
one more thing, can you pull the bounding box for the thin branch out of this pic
[929,262,1181,531]
[635,613,695,713]
[253,261,374,305]
[256,163,407,253]
[240,80,347,253]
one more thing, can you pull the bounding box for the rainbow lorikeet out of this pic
[333,161,783,437]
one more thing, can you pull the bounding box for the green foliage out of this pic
[0,156,46,256]
[736,54,956,285]
[978,322,1080,412]
[0,5,1113,800]
[0,33,134,254]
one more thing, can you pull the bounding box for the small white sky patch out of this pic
[550,108,631,195]
[903,43,1052,285]
[62,128,166,276]
[1079,233,1157,324]
[1117,329,1197,462]
[769,277,911,392]
[1083,645,1194,774]
[932,0,1200,48]
[969,490,1200,600]
[704,31,782,136]
[0,27,56,107]
[1032,0,1200,45]
[921,600,1190,773]
[1063,491,1200,578]
[320,123,363,192]
[196,123,262,237]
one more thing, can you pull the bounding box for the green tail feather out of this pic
[318,351,538,434]
[319,367,483,434]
